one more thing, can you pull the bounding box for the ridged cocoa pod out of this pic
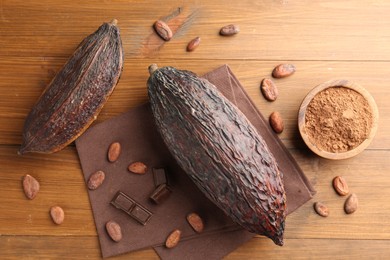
[19,20,124,154]
[147,65,286,246]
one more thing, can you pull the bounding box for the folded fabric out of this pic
[75,64,315,259]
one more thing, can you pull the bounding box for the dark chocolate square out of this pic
[130,204,152,225]
[111,191,135,212]
[150,184,172,204]
[152,168,168,187]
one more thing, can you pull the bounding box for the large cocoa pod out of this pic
[19,20,123,154]
[147,65,286,246]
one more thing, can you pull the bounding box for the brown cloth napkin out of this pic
[75,65,315,259]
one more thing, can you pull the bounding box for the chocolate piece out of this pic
[111,191,152,225]
[150,184,172,204]
[130,204,153,225]
[111,191,135,212]
[152,168,168,187]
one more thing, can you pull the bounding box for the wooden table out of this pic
[1,0,389,259]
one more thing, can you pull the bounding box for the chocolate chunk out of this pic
[111,191,136,212]
[152,168,168,187]
[130,204,153,225]
[150,184,172,204]
[110,191,153,225]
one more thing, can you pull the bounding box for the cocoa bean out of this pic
[186,213,204,233]
[22,174,40,200]
[272,64,296,78]
[106,220,122,242]
[165,229,181,248]
[187,37,201,52]
[128,162,148,174]
[108,142,121,162]
[269,111,284,134]
[344,193,358,214]
[50,206,65,225]
[87,170,105,190]
[261,78,278,101]
[154,20,173,41]
[219,24,240,36]
[313,202,329,217]
[332,176,349,196]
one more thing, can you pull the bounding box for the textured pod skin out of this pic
[19,20,123,154]
[148,66,286,246]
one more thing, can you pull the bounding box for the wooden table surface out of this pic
[1,0,390,259]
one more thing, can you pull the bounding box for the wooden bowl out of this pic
[298,79,379,160]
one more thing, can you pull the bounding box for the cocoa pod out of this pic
[19,20,123,154]
[148,65,286,246]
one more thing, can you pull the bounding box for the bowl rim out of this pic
[298,79,379,160]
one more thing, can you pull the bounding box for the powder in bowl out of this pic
[304,86,373,153]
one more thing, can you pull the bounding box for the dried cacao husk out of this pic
[147,65,286,246]
[19,20,124,154]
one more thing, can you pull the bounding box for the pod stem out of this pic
[148,64,159,75]
[109,19,118,26]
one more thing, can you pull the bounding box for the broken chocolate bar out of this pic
[152,168,168,187]
[130,204,153,224]
[111,191,152,225]
[150,184,172,204]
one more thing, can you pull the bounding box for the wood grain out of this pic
[2,236,390,259]
[3,0,390,61]
[1,0,390,259]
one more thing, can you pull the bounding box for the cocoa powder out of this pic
[305,87,373,153]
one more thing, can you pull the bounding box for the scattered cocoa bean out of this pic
[106,220,122,242]
[219,24,240,36]
[344,193,358,214]
[187,37,201,52]
[108,142,121,162]
[50,206,65,225]
[260,78,278,101]
[272,64,296,78]
[332,176,349,196]
[313,202,329,217]
[128,162,148,175]
[186,213,204,233]
[153,20,173,41]
[22,174,40,200]
[87,170,105,190]
[165,229,181,248]
[269,111,284,134]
